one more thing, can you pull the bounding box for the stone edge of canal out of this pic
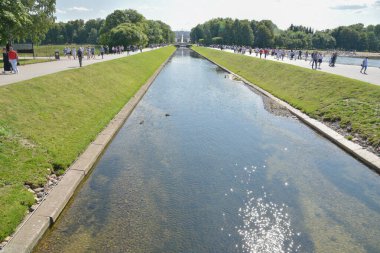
[192,48,380,174]
[2,48,177,253]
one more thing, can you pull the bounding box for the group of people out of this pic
[2,45,19,74]
[211,44,371,73]
[63,46,101,60]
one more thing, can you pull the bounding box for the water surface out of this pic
[336,56,380,68]
[34,49,380,253]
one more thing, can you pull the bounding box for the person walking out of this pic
[311,52,318,70]
[77,48,83,67]
[2,48,12,73]
[72,47,76,60]
[100,46,105,59]
[8,47,19,74]
[360,57,368,74]
[318,53,323,69]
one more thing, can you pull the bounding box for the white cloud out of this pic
[68,6,92,12]
[330,4,367,10]
[56,8,66,14]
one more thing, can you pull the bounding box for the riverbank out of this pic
[0,46,176,244]
[192,46,380,157]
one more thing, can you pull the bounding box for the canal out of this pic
[34,48,380,253]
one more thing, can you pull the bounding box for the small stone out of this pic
[29,204,38,212]
[48,181,54,187]
[139,120,144,125]
[4,236,11,242]
[24,185,31,189]
[50,174,57,179]
[165,113,171,117]
[27,188,35,194]
[36,192,44,198]
[34,188,44,193]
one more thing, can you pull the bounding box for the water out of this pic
[34,48,380,253]
[335,56,380,68]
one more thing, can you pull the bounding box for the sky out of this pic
[56,0,380,31]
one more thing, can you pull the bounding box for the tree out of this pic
[124,9,145,24]
[146,20,163,44]
[312,31,336,49]
[367,32,379,51]
[358,32,369,51]
[190,25,205,43]
[240,21,254,46]
[255,24,273,47]
[0,0,56,44]
[109,23,148,47]
[87,28,98,44]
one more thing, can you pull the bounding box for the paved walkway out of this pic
[212,48,380,86]
[0,48,156,87]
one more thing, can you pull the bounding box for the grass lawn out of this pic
[0,46,176,241]
[192,46,380,148]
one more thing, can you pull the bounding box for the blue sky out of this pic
[56,0,380,31]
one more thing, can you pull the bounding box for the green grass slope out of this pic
[0,46,176,240]
[193,46,380,148]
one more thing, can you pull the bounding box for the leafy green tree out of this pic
[255,24,274,47]
[367,32,379,51]
[146,20,163,44]
[109,23,148,47]
[156,21,175,43]
[87,28,98,44]
[374,25,380,38]
[358,33,369,51]
[0,0,55,44]
[191,25,205,43]
[312,31,336,49]
[124,9,145,24]
[240,21,254,46]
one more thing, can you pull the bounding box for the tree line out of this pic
[43,9,175,47]
[190,18,380,51]
[0,2,175,47]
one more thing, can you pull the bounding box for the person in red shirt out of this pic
[8,47,19,74]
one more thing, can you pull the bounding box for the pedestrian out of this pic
[72,47,76,60]
[67,47,71,60]
[318,53,323,69]
[77,48,83,67]
[312,52,318,70]
[85,46,89,60]
[8,47,19,74]
[100,46,105,59]
[360,57,368,74]
[91,47,95,59]
[2,47,12,73]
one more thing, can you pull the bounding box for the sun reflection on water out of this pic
[229,165,301,253]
